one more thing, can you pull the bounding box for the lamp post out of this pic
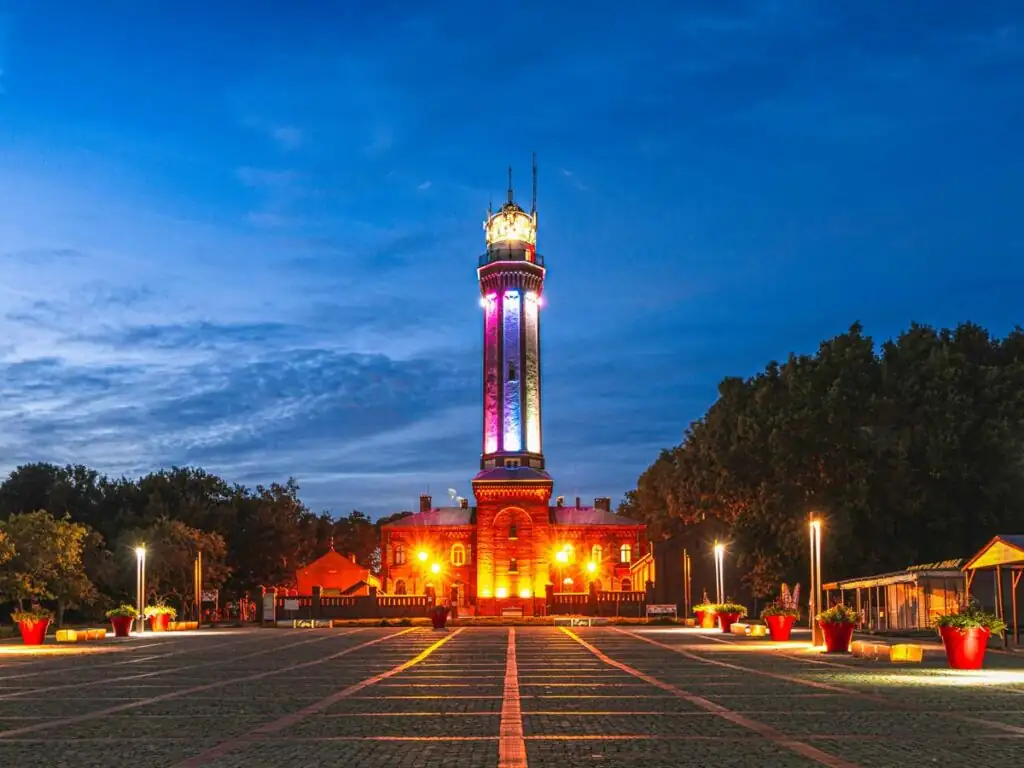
[713,541,725,604]
[809,516,823,646]
[135,546,147,634]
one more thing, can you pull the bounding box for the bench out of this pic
[646,604,678,621]
[552,616,608,627]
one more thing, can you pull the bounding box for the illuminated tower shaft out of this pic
[479,166,545,470]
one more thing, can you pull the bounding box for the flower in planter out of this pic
[816,602,857,624]
[143,603,178,619]
[105,604,141,619]
[761,583,801,619]
[11,605,53,624]
[693,589,715,614]
[935,598,1005,635]
[713,601,748,617]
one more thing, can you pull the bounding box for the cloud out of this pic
[417,180,432,190]
[270,125,303,150]
[559,168,589,192]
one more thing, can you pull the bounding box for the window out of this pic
[395,579,407,595]
[508,362,518,381]
[509,557,518,573]
[619,544,632,564]
[451,543,466,567]
[621,578,632,592]
[509,523,518,540]
[591,544,603,564]
[394,545,406,565]
[504,458,520,468]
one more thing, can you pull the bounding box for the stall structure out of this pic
[963,534,1024,648]
[823,559,965,632]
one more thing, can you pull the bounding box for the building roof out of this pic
[963,535,1024,571]
[384,507,476,527]
[551,507,642,527]
[295,549,374,594]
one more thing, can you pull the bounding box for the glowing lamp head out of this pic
[485,202,537,246]
[563,577,573,586]
[135,546,146,560]
[495,587,508,599]
[713,542,725,556]
[586,561,596,573]
[430,562,441,574]
[810,519,822,532]
[555,550,568,564]
[417,550,429,562]
[519,588,531,599]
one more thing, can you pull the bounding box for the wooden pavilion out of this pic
[963,534,1024,648]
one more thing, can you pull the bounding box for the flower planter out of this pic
[17,619,50,646]
[819,621,854,653]
[694,610,704,627]
[430,606,450,630]
[110,615,135,638]
[765,614,796,642]
[699,612,717,629]
[717,612,742,633]
[939,626,991,670]
[148,613,171,632]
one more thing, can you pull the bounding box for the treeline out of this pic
[0,464,411,623]
[621,322,1024,597]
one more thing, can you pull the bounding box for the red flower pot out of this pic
[148,613,170,632]
[940,626,992,670]
[430,606,450,630]
[110,615,135,637]
[819,620,854,653]
[17,619,50,646]
[765,614,796,641]
[694,610,704,626]
[717,612,741,633]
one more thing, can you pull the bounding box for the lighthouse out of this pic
[477,157,546,471]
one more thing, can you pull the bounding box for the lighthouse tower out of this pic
[473,158,554,613]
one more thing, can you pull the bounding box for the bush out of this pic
[713,601,748,617]
[936,599,1006,635]
[761,583,801,619]
[11,606,53,623]
[816,603,857,624]
[144,603,177,619]
[105,604,140,619]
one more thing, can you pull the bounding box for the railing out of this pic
[273,591,435,621]
[478,249,545,267]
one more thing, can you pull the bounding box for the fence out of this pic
[547,586,650,618]
[271,588,435,622]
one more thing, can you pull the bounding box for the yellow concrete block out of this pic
[55,629,78,643]
[730,622,749,635]
[86,628,106,640]
[749,624,767,637]
[889,644,923,663]
[684,618,696,627]
[851,640,888,659]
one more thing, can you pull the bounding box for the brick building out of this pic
[381,164,647,616]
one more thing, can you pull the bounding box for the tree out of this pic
[625,322,1024,596]
[0,510,94,623]
[116,519,230,614]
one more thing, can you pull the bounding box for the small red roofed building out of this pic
[295,543,381,596]
[381,161,648,616]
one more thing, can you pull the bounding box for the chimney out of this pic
[556,496,564,508]
[594,497,611,512]
[348,552,357,564]
[419,494,432,513]
[459,497,469,510]
[575,496,581,509]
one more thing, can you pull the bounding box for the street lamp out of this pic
[809,516,823,646]
[135,546,147,634]
[713,541,725,604]
[417,550,429,562]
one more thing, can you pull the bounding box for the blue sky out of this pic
[0,2,1022,516]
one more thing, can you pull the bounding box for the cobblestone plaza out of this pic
[2,626,1023,767]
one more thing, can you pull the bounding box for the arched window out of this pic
[509,557,518,573]
[620,577,632,592]
[509,523,518,540]
[591,544,603,564]
[395,579,407,595]
[451,543,466,567]
[394,544,406,565]
[619,544,632,564]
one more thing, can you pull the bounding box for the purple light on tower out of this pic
[477,159,546,472]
